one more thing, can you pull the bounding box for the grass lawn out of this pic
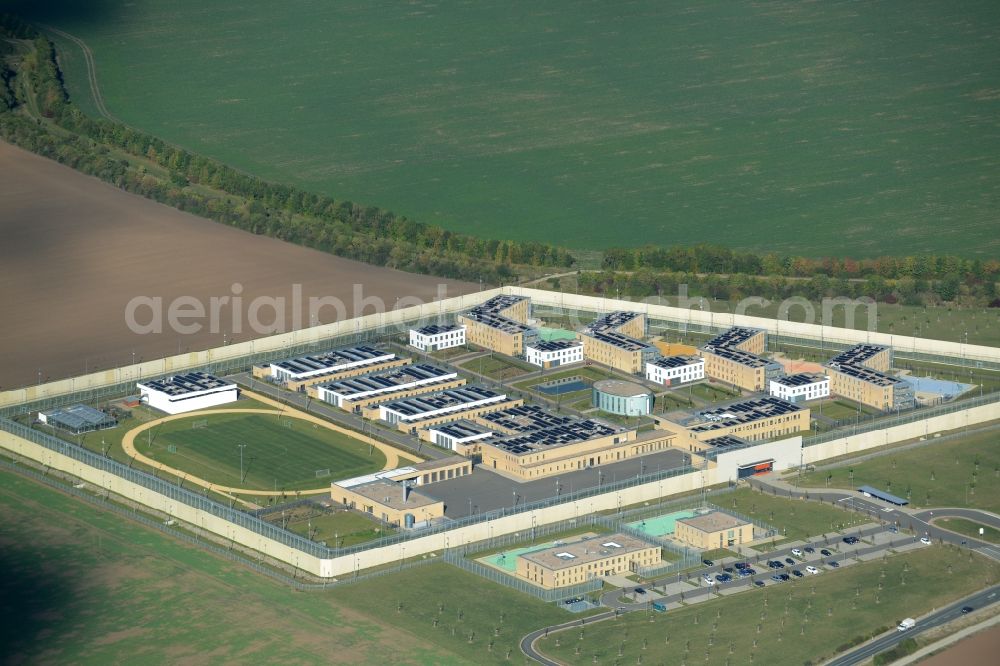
[701,548,740,562]
[796,428,1000,513]
[146,412,386,491]
[538,546,1000,666]
[38,1,1000,258]
[283,509,396,547]
[690,383,740,403]
[459,355,533,381]
[721,488,869,543]
[932,517,1000,544]
[811,400,877,421]
[0,469,456,665]
[331,563,570,665]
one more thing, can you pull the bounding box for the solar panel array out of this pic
[460,309,533,334]
[650,354,702,369]
[828,344,888,367]
[581,328,655,352]
[702,345,775,368]
[319,364,452,397]
[477,294,528,314]
[479,404,574,433]
[488,418,619,455]
[587,311,642,333]
[414,323,462,336]
[273,345,390,375]
[382,386,502,416]
[705,326,763,349]
[431,420,493,439]
[691,396,802,431]
[828,363,901,387]
[772,372,826,387]
[529,339,582,353]
[141,372,233,396]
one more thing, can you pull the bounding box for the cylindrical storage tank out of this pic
[404,513,415,528]
[592,379,653,416]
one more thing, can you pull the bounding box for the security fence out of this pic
[802,390,1000,447]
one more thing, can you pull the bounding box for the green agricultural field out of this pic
[145,412,386,491]
[539,546,1000,666]
[33,1,1000,258]
[720,488,869,544]
[796,428,1000,513]
[0,470,456,665]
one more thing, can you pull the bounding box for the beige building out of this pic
[331,478,445,527]
[665,396,810,446]
[457,295,536,357]
[675,511,754,550]
[826,364,915,412]
[516,533,661,589]
[828,344,892,373]
[704,327,767,355]
[701,346,783,392]
[579,330,658,374]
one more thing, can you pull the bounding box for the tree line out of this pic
[602,244,999,287]
[0,22,575,284]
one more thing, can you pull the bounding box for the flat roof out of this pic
[520,533,655,570]
[271,345,393,376]
[338,478,439,510]
[484,418,622,456]
[826,363,902,387]
[426,419,494,440]
[705,327,764,349]
[702,345,778,368]
[478,404,574,433]
[593,379,650,398]
[318,364,454,397]
[649,355,703,369]
[410,455,470,471]
[40,404,117,430]
[413,323,463,336]
[587,311,643,333]
[858,485,909,505]
[773,372,828,387]
[689,396,803,432]
[381,386,504,416]
[476,294,528,314]
[459,310,534,335]
[138,371,233,396]
[528,339,583,352]
[677,511,751,533]
[581,329,657,353]
[829,344,889,367]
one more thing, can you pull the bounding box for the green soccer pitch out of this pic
[142,412,386,492]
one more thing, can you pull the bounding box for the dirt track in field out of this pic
[0,141,477,389]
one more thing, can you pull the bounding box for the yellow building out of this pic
[664,396,810,446]
[828,344,892,373]
[331,478,445,527]
[579,330,658,374]
[826,364,915,412]
[516,533,661,589]
[701,346,783,392]
[470,405,676,479]
[456,295,536,356]
[675,511,754,550]
[704,327,767,355]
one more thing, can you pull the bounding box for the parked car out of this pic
[843,536,860,545]
[634,587,646,595]
[754,580,766,587]
[791,548,803,557]
[820,549,832,556]
[828,561,840,568]
[745,568,757,576]
[738,569,752,578]
[735,562,750,570]
[703,559,714,567]
[771,575,783,582]
[920,537,932,545]
[792,570,804,578]
[784,557,795,565]
[961,606,974,614]
[805,565,819,575]
[804,546,815,554]
[779,573,790,581]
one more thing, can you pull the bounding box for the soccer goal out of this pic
[191,419,208,429]
[314,468,331,479]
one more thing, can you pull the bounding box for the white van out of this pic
[898,618,916,632]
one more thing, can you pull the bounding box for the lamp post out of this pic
[238,444,246,482]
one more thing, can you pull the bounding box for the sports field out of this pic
[144,412,386,491]
[539,546,1000,665]
[796,428,1000,513]
[36,1,1000,257]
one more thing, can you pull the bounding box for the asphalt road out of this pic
[826,584,1000,666]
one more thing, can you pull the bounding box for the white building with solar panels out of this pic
[769,373,830,403]
[525,339,584,368]
[645,355,705,386]
[269,345,395,383]
[314,364,458,408]
[137,372,238,414]
[409,324,466,352]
